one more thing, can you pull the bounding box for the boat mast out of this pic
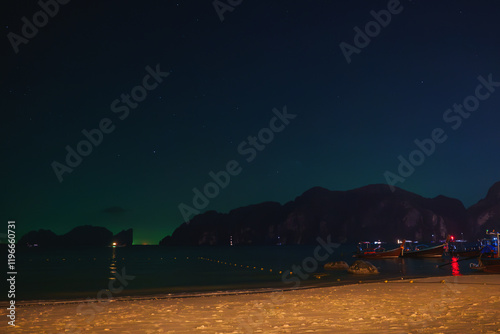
[496,231,499,258]
[486,230,499,258]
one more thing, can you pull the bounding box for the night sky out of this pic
[3,0,500,244]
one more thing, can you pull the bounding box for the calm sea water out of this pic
[12,244,478,302]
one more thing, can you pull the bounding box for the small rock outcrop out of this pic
[347,260,379,275]
[18,226,133,248]
[324,261,349,270]
[18,229,58,248]
[112,228,133,246]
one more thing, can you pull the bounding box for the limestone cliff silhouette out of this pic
[160,183,495,246]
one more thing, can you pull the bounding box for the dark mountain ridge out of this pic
[18,226,133,248]
[160,183,500,246]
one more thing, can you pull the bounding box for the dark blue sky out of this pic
[3,0,500,244]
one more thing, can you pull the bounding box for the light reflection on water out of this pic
[109,246,117,281]
[451,257,461,276]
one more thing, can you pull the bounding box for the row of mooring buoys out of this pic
[198,257,285,275]
[31,256,196,262]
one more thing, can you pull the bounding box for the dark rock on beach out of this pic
[324,261,349,270]
[347,260,379,275]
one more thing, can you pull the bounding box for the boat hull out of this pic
[402,244,445,258]
[449,250,481,258]
[479,258,500,273]
[354,247,402,259]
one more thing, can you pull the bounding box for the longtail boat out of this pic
[402,243,445,258]
[447,237,482,257]
[354,241,404,259]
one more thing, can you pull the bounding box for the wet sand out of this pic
[3,274,500,333]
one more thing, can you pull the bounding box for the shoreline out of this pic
[4,274,499,333]
[8,272,468,307]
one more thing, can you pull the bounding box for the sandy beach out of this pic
[3,274,500,334]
